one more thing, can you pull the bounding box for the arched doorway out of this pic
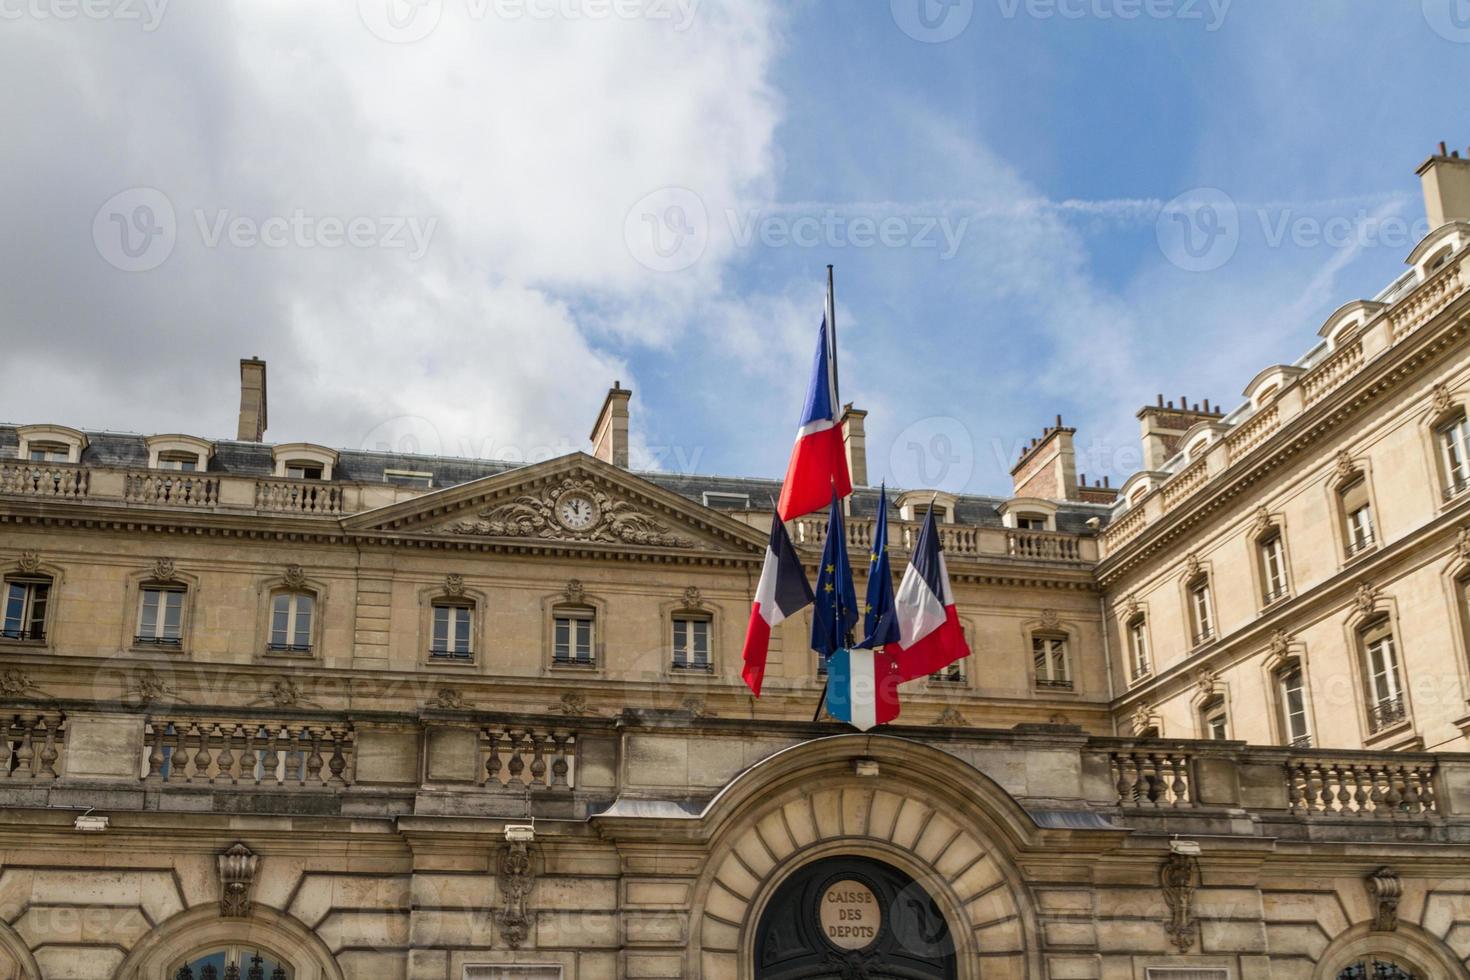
[753,856,956,980]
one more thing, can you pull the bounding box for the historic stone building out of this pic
[2,148,1470,979]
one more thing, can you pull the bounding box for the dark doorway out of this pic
[754,856,957,980]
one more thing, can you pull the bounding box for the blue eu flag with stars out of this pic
[857,484,900,649]
[811,488,859,665]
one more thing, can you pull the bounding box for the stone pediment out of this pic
[344,453,766,556]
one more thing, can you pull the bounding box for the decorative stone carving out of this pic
[1183,553,1201,579]
[128,667,183,707]
[682,585,704,609]
[1433,381,1455,416]
[1354,582,1380,616]
[1047,712,1071,727]
[1264,629,1295,672]
[496,839,535,950]
[425,687,470,710]
[931,706,968,727]
[218,843,259,918]
[558,692,596,716]
[151,557,177,582]
[563,579,586,605]
[1122,594,1140,617]
[282,564,307,590]
[1249,505,1273,536]
[1160,850,1200,953]
[682,696,714,719]
[1368,867,1402,932]
[16,551,41,574]
[1131,702,1154,736]
[249,677,320,709]
[444,573,466,597]
[1334,449,1358,482]
[0,669,47,699]
[450,477,694,548]
[1039,608,1061,630]
[1194,667,1217,697]
[1458,525,1470,562]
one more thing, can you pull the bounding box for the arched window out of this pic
[1337,961,1418,979]
[2,573,51,643]
[173,946,293,979]
[268,590,315,654]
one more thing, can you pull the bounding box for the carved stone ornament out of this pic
[282,564,307,590]
[248,677,321,709]
[1249,506,1273,536]
[1354,582,1380,616]
[563,579,586,605]
[16,551,41,574]
[558,692,596,716]
[1194,667,1218,697]
[682,696,714,719]
[931,706,968,728]
[450,477,694,548]
[1433,381,1455,416]
[1039,608,1061,630]
[218,843,259,918]
[1334,449,1358,482]
[1367,867,1402,932]
[151,557,177,582]
[0,669,45,699]
[1160,851,1200,953]
[1458,525,1470,562]
[496,839,535,950]
[426,687,470,710]
[1183,553,1201,579]
[1265,629,1294,672]
[1123,593,1140,617]
[682,585,704,609]
[444,573,466,597]
[1132,702,1154,736]
[128,667,183,707]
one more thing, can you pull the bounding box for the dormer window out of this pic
[287,462,323,480]
[270,444,338,481]
[1016,513,1048,531]
[384,469,432,489]
[16,425,87,464]
[28,442,70,463]
[145,435,213,471]
[896,491,957,525]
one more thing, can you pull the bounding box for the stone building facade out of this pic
[3,149,1470,979]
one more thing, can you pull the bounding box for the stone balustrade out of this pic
[480,727,578,790]
[789,515,1093,563]
[1,712,63,780]
[123,471,220,507]
[1286,751,1438,816]
[143,715,354,788]
[0,461,89,499]
[1109,748,1197,808]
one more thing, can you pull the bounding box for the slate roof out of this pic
[0,426,1111,532]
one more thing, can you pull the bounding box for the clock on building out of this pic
[555,492,599,531]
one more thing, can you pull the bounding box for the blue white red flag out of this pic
[776,287,852,520]
[740,514,814,697]
[824,647,902,731]
[890,504,971,681]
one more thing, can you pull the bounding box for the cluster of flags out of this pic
[740,272,970,730]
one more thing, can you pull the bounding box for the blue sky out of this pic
[3,1,1468,498]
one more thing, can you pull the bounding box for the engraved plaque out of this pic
[819,879,880,950]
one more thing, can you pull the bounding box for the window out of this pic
[1128,616,1151,680]
[285,461,324,480]
[1441,413,1470,500]
[554,608,595,666]
[928,661,965,684]
[2,577,49,642]
[27,442,69,463]
[1362,620,1405,732]
[269,592,314,653]
[1340,478,1376,557]
[431,601,473,660]
[1032,634,1070,689]
[672,615,711,672]
[702,491,751,509]
[1201,696,1229,740]
[1336,962,1417,980]
[157,452,199,472]
[1016,514,1048,531]
[1259,532,1289,604]
[136,585,184,646]
[384,469,432,489]
[1279,667,1311,747]
[174,947,293,979]
[1188,576,1214,645]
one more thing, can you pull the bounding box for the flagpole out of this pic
[827,264,839,407]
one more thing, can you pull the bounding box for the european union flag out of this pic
[857,484,900,649]
[811,488,858,665]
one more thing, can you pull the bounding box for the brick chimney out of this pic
[841,404,868,487]
[237,357,268,442]
[590,381,631,468]
[1418,141,1470,229]
[1137,394,1225,470]
[1011,416,1078,501]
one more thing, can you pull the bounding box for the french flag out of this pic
[776,291,852,521]
[825,647,903,731]
[740,516,814,697]
[890,505,971,681]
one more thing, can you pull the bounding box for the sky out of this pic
[2,0,1468,497]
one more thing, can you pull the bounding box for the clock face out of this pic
[556,493,598,531]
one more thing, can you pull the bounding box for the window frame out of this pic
[1360,619,1406,734]
[1186,574,1215,647]
[171,945,295,980]
[1278,665,1312,748]
[135,583,187,648]
[429,599,476,662]
[1258,530,1291,606]
[552,606,597,668]
[1438,412,1470,501]
[1127,614,1152,682]
[2,575,51,644]
[1031,632,1071,690]
[671,612,713,673]
[268,590,316,655]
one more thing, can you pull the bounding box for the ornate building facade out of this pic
[2,149,1470,979]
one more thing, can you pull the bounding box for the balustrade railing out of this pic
[143,717,354,788]
[1005,529,1081,561]
[1286,755,1437,816]
[1390,258,1463,343]
[1111,749,1196,808]
[1,713,63,780]
[254,479,345,515]
[1302,339,1364,407]
[0,462,89,499]
[479,728,577,791]
[790,515,1078,562]
[1225,404,1280,462]
[124,472,220,507]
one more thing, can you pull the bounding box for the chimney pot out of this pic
[237,358,268,442]
[1103,475,1110,488]
[590,383,632,468]
[841,404,869,487]
[1441,141,1449,156]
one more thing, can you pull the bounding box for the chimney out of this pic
[1010,417,1078,501]
[590,381,631,468]
[237,357,268,442]
[1418,141,1470,229]
[841,404,868,487]
[1137,395,1222,469]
